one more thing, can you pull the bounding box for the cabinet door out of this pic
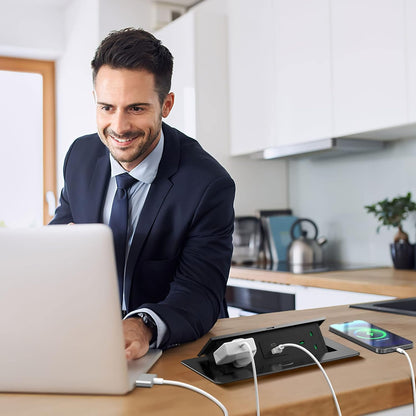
[156,13,197,138]
[228,0,276,155]
[272,0,332,146]
[331,0,407,137]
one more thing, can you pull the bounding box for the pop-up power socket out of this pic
[182,318,360,384]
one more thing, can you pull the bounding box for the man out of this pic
[50,28,235,360]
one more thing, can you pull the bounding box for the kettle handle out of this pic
[290,218,318,241]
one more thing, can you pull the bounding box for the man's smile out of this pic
[105,128,144,146]
[110,135,137,144]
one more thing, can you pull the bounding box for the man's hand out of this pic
[123,318,152,361]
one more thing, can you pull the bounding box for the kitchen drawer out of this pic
[227,278,394,313]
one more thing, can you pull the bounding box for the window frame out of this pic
[0,57,56,225]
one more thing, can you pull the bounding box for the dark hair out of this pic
[91,28,173,105]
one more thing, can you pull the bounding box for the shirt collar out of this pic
[109,130,164,184]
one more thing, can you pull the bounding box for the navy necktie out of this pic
[109,173,138,300]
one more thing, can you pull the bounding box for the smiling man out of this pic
[50,28,235,360]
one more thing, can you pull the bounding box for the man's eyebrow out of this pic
[128,102,152,107]
[95,101,152,107]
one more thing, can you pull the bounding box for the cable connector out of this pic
[135,373,158,388]
[271,344,285,355]
[136,376,229,415]
[213,337,257,367]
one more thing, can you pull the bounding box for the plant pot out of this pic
[390,241,415,269]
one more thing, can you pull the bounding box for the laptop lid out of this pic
[0,224,161,394]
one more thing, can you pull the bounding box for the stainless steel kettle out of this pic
[287,218,327,265]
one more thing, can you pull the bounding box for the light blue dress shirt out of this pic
[102,131,167,348]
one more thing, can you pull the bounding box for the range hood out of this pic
[252,138,385,160]
[251,122,416,160]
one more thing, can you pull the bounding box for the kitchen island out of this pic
[2,304,415,415]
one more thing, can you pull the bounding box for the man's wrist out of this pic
[135,312,157,345]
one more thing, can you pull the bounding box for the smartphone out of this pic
[329,320,413,354]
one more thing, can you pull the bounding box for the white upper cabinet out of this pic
[228,0,332,154]
[156,13,197,138]
[228,0,414,156]
[271,0,332,147]
[331,0,407,137]
[228,0,276,155]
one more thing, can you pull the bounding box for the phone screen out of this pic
[329,320,413,353]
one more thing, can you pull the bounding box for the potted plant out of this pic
[365,192,416,269]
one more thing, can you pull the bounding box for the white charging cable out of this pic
[396,348,416,416]
[239,341,261,416]
[213,337,260,415]
[272,343,342,416]
[136,375,228,416]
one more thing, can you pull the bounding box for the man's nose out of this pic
[111,110,130,135]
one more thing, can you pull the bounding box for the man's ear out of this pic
[162,92,175,118]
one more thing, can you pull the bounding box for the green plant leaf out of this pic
[364,192,416,232]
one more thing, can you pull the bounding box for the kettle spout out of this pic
[317,236,327,246]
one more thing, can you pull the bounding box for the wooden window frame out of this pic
[0,57,56,225]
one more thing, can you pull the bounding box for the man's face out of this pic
[94,65,174,171]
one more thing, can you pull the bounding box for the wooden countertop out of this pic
[2,305,416,415]
[230,266,416,298]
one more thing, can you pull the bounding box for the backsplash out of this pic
[288,136,416,266]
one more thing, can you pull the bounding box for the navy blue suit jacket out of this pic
[50,123,235,349]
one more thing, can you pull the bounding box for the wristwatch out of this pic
[136,312,157,345]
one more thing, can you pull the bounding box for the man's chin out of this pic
[110,148,144,166]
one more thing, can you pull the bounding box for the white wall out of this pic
[98,0,154,39]
[288,137,416,266]
[56,0,99,191]
[0,0,65,59]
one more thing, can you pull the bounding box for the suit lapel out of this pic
[87,153,110,222]
[124,124,180,309]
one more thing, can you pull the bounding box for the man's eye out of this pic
[130,106,143,112]
[101,105,111,111]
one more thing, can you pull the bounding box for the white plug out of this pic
[271,345,285,355]
[213,337,257,368]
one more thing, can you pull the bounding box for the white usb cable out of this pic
[396,348,416,416]
[272,343,342,416]
[213,337,260,415]
[136,375,228,416]
[239,341,261,416]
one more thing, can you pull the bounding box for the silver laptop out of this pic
[0,224,161,394]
